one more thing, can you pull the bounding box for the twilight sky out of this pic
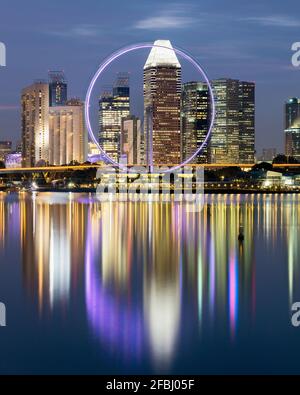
[0,0,300,153]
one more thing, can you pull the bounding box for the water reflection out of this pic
[1,193,300,371]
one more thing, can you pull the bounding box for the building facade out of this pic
[239,81,255,164]
[0,141,12,162]
[121,116,142,165]
[49,71,67,107]
[210,79,240,164]
[49,99,87,165]
[210,78,255,164]
[181,82,210,163]
[285,98,300,160]
[21,82,49,167]
[144,40,181,166]
[259,148,277,162]
[99,74,130,162]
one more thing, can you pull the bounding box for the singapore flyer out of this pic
[85,42,215,173]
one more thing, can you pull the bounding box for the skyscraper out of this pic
[181,82,210,163]
[144,40,181,166]
[99,73,130,162]
[239,81,255,164]
[210,79,255,164]
[0,141,12,162]
[285,98,300,160]
[49,99,87,165]
[49,71,67,107]
[121,116,142,165]
[21,81,49,167]
[210,79,240,164]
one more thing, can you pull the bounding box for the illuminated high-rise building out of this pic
[21,81,49,167]
[121,116,142,165]
[49,99,87,165]
[144,40,181,165]
[239,81,255,164]
[99,73,130,162]
[0,141,12,161]
[181,82,210,163]
[210,79,240,164]
[48,71,67,107]
[285,98,300,160]
[210,78,255,164]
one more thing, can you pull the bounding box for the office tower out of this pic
[144,40,181,166]
[16,140,22,153]
[259,148,277,162]
[99,73,130,162]
[285,98,300,160]
[121,116,142,164]
[181,82,210,163]
[239,81,255,164]
[210,79,240,164]
[0,141,12,161]
[21,81,49,167]
[49,99,87,165]
[48,71,67,107]
[210,78,255,164]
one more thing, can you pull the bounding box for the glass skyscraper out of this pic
[49,71,67,107]
[210,79,240,164]
[285,98,300,160]
[181,82,210,164]
[239,81,255,164]
[99,73,130,162]
[120,115,142,165]
[144,40,181,166]
[210,78,255,164]
[21,81,49,167]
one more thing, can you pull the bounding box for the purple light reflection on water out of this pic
[84,210,143,361]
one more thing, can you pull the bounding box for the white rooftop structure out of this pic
[144,40,181,69]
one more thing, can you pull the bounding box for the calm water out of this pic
[0,192,300,374]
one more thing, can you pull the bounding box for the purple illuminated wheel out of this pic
[85,43,215,173]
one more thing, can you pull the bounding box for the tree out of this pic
[272,154,288,164]
[252,162,273,171]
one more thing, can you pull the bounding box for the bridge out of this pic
[0,163,299,175]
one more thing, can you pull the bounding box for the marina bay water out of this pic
[0,192,299,374]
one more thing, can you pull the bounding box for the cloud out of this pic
[134,5,198,30]
[48,24,103,38]
[243,15,300,28]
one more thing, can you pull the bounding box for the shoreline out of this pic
[1,187,300,194]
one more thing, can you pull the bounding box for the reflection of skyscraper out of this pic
[20,195,87,312]
[143,203,180,366]
[181,82,210,163]
[144,40,181,165]
[285,98,300,160]
[99,73,130,162]
[21,81,49,167]
[121,116,142,164]
[48,71,67,107]
[49,98,87,165]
